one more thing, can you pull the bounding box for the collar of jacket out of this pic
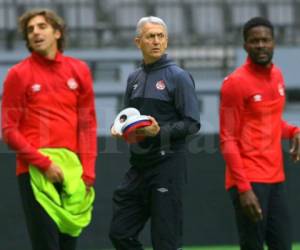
[142,54,175,72]
[31,51,63,66]
[246,56,274,76]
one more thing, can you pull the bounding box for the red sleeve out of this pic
[77,65,97,185]
[219,77,251,193]
[281,120,300,139]
[1,69,51,170]
[278,71,300,139]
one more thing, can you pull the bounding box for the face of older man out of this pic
[135,22,168,65]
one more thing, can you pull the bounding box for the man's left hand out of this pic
[135,116,160,137]
[290,132,300,162]
[84,182,93,195]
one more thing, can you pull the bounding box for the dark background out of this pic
[1,134,300,249]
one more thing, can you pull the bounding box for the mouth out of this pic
[152,48,161,53]
[256,51,270,59]
[33,38,44,46]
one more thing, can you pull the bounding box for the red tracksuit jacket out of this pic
[220,57,299,193]
[1,52,97,184]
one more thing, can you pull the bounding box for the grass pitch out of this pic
[101,243,300,250]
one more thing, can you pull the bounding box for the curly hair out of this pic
[19,8,66,52]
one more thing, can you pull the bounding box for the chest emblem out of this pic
[132,83,138,90]
[155,80,166,90]
[31,83,41,92]
[253,94,262,102]
[278,84,284,96]
[67,78,78,90]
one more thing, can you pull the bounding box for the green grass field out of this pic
[180,245,300,250]
[101,244,300,250]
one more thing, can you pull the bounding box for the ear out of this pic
[54,29,61,40]
[134,37,141,49]
[164,36,168,50]
[243,42,247,52]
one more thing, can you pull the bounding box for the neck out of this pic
[144,55,164,65]
[144,58,158,65]
[35,48,58,60]
[44,50,57,60]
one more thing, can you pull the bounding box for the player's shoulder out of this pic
[63,55,90,72]
[7,56,31,76]
[272,64,284,76]
[222,67,244,86]
[165,63,187,78]
[221,66,247,97]
[128,67,143,82]
[165,64,192,84]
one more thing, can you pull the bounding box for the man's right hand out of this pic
[111,126,123,138]
[239,190,263,223]
[44,162,64,183]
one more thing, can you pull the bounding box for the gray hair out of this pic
[136,16,168,36]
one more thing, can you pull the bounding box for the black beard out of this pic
[250,51,273,66]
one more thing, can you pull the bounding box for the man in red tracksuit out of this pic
[1,9,97,250]
[220,17,300,250]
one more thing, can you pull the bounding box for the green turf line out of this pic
[100,243,300,250]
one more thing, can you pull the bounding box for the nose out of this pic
[257,40,265,49]
[153,35,160,44]
[33,26,38,34]
[31,25,41,35]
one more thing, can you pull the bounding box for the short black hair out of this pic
[243,17,274,41]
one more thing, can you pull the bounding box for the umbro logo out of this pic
[157,187,168,193]
[278,84,284,96]
[67,78,78,90]
[132,83,138,90]
[253,94,262,102]
[31,83,41,92]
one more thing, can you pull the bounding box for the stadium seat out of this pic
[0,1,17,49]
[0,3,17,30]
[153,0,187,45]
[228,1,261,44]
[267,2,295,43]
[61,1,99,47]
[111,0,146,46]
[189,1,225,45]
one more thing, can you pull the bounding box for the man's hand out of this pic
[85,183,93,195]
[111,125,123,138]
[135,116,160,137]
[290,132,300,162]
[44,162,64,183]
[239,190,263,223]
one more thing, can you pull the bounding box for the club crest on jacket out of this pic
[155,80,165,90]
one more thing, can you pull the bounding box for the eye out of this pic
[119,114,127,123]
[27,26,34,34]
[149,34,155,39]
[38,23,47,29]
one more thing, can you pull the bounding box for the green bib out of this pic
[29,148,95,237]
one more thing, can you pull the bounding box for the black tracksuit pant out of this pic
[18,174,77,250]
[229,182,291,250]
[109,152,186,250]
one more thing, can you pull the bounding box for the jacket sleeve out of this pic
[159,71,201,140]
[1,68,52,170]
[219,77,251,193]
[123,70,140,108]
[123,75,132,108]
[281,120,300,139]
[278,71,300,138]
[77,64,97,185]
